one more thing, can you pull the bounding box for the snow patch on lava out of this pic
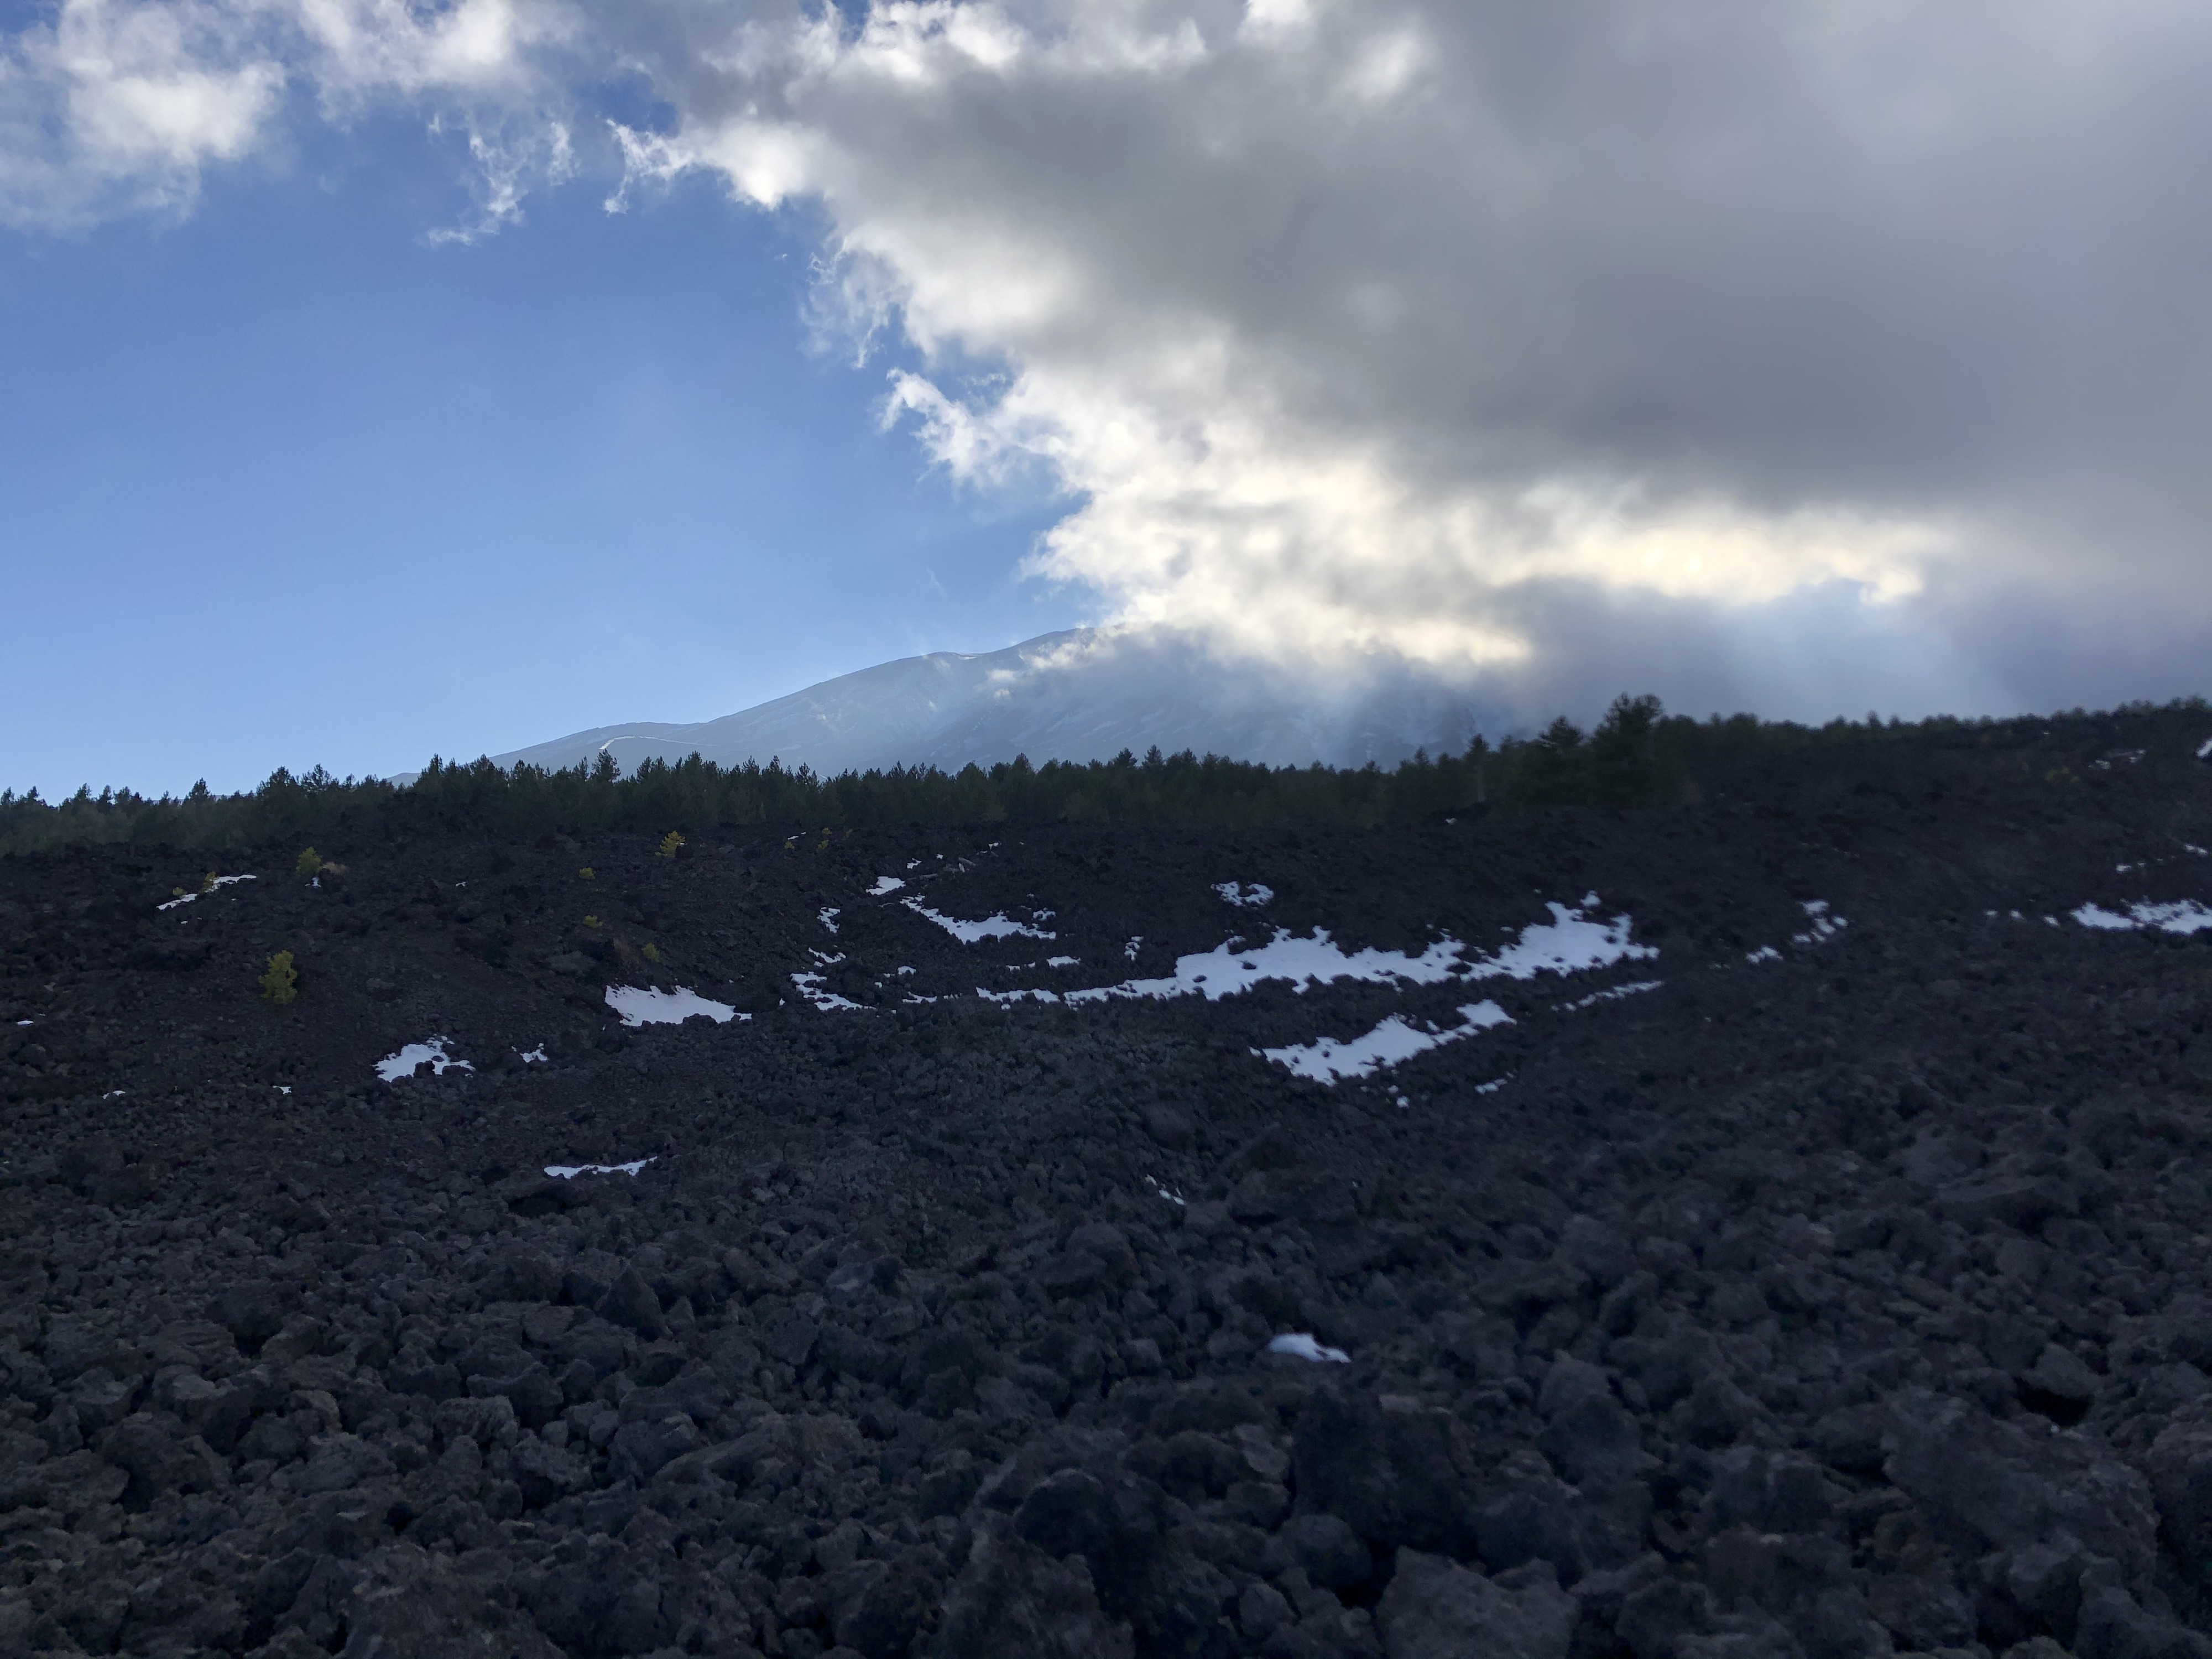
[1268,1333,1350,1363]
[1463,902,1657,982]
[1792,901,1846,945]
[374,1038,472,1083]
[605,986,743,1027]
[2074,899,2212,936]
[793,963,866,1011]
[157,874,254,912]
[1067,929,1465,1005]
[904,899,1056,942]
[1561,979,1664,1012]
[1259,999,1513,1084]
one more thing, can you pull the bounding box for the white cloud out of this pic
[7,0,2211,717]
[0,0,557,231]
[294,0,554,97]
[424,111,573,244]
[597,0,2212,706]
[1,0,284,225]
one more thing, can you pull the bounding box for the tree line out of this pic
[2,693,2200,858]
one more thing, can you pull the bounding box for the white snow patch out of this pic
[2075,904,2133,930]
[1215,882,1275,909]
[157,874,254,911]
[1562,980,1663,1012]
[2073,899,2212,936]
[1744,946,1782,964]
[273,1086,291,1095]
[1259,1000,1512,1084]
[1070,928,1464,1005]
[792,971,865,1011]
[2198,737,2212,760]
[1047,956,1078,968]
[545,1159,652,1179]
[1124,937,1142,961]
[102,1089,126,1099]
[869,876,906,895]
[375,1038,472,1083]
[1145,1175,1187,1207]
[519,1046,549,1064]
[1267,1333,1350,1364]
[1792,900,1846,945]
[2185,844,2208,858]
[819,907,841,933]
[904,899,1056,942]
[1070,903,1648,1008]
[1462,904,1657,982]
[1474,1077,1510,1094]
[606,985,742,1027]
[978,987,1060,1005]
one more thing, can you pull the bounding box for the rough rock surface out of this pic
[2,710,2211,1656]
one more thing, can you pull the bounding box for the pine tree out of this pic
[260,952,299,1006]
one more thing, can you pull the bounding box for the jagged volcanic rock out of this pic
[2,713,2211,1657]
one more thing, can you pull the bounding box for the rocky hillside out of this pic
[2,711,2210,1659]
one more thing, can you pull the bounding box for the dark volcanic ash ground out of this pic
[4,719,2212,1659]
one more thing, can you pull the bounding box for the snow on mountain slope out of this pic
[466,630,1490,778]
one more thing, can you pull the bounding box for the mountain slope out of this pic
[476,629,1489,778]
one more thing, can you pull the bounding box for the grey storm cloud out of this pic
[7,0,2209,719]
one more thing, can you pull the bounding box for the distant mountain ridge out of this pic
[459,629,1488,780]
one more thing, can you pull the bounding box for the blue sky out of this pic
[4,2,2208,797]
[3,112,1078,796]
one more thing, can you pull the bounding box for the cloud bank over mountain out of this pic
[12,0,2210,723]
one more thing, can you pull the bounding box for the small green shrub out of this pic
[578,867,594,881]
[657,831,684,859]
[260,951,298,1005]
[641,942,661,963]
[295,847,322,878]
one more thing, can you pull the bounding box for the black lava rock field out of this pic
[4,712,2212,1659]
